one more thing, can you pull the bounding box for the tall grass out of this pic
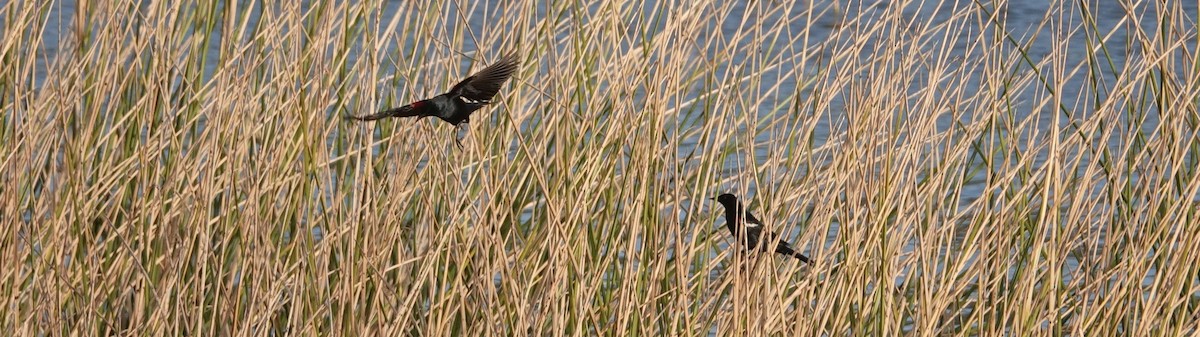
[2,0,1198,335]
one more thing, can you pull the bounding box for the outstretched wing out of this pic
[447,52,520,102]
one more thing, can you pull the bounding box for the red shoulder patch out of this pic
[410,100,426,108]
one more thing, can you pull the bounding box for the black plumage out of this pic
[348,52,520,148]
[712,194,811,263]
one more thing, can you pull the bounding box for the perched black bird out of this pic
[348,52,520,148]
[712,194,811,263]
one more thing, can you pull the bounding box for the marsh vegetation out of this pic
[2,0,1198,335]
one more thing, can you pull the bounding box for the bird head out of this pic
[713,194,739,209]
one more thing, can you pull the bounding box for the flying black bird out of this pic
[347,52,520,148]
[711,194,811,263]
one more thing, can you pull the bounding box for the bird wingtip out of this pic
[498,51,520,65]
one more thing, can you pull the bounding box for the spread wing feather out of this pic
[448,53,520,102]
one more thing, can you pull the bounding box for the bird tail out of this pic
[792,251,812,264]
[777,245,811,264]
[344,111,388,121]
[345,105,420,121]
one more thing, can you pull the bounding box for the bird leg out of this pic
[454,122,470,149]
